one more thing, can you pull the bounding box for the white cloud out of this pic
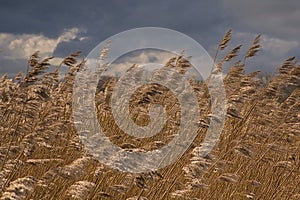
[0,27,85,60]
[261,35,298,56]
[103,50,174,76]
[99,49,204,81]
[232,31,299,57]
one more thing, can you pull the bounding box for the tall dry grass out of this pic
[0,31,299,199]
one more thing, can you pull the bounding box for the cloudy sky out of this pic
[1,0,299,77]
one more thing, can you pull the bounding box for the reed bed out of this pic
[0,31,299,199]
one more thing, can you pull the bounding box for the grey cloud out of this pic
[1,0,224,54]
[1,0,299,76]
[221,0,300,40]
[219,0,300,72]
[0,58,27,77]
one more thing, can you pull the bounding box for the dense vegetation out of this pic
[0,31,299,199]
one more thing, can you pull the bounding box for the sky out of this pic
[0,0,300,77]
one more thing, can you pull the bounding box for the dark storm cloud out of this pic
[0,0,224,56]
[53,0,226,57]
[0,0,299,76]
